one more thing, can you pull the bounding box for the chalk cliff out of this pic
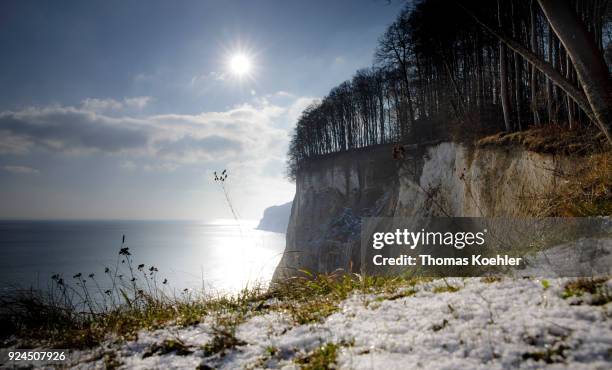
[273,142,576,281]
[257,202,292,234]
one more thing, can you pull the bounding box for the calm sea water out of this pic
[0,220,286,295]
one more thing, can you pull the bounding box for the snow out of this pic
[66,278,612,369]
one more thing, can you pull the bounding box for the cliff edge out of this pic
[257,202,292,234]
[273,141,578,281]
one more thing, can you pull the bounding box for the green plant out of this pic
[265,345,279,357]
[562,278,611,305]
[481,276,503,284]
[143,339,193,358]
[296,343,340,370]
[522,343,569,364]
[202,325,246,357]
[433,280,461,293]
[270,272,431,325]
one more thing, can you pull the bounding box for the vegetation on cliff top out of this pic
[288,0,611,179]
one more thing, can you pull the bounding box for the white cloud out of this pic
[2,165,39,174]
[0,94,311,219]
[0,134,31,155]
[0,93,314,179]
[81,96,153,112]
[274,91,294,98]
[81,98,123,111]
[190,71,226,86]
[124,96,153,109]
[287,97,318,126]
[0,105,150,154]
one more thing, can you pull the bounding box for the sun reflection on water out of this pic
[170,221,285,295]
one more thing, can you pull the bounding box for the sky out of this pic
[0,0,404,221]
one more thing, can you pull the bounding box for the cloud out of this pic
[0,93,313,178]
[273,91,294,98]
[156,135,243,162]
[81,96,153,112]
[124,96,153,109]
[0,106,149,153]
[190,71,226,86]
[2,165,39,174]
[81,98,124,111]
[145,102,291,168]
[0,134,31,155]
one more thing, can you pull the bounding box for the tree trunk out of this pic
[538,0,612,144]
[498,0,513,132]
[566,53,574,129]
[399,61,416,129]
[530,0,541,126]
[546,24,554,123]
[511,0,523,130]
[463,5,597,125]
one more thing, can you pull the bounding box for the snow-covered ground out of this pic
[64,278,612,369]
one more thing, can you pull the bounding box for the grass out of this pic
[103,351,122,369]
[4,261,610,368]
[477,126,611,217]
[476,126,609,156]
[0,240,271,349]
[432,285,460,293]
[561,278,611,306]
[271,272,432,325]
[143,339,193,358]
[481,276,503,284]
[432,279,461,294]
[0,280,269,349]
[522,343,569,364]
[0,243,436,351]
[542,151,612,216]
[295,342,341,370]
[202,325,246,357]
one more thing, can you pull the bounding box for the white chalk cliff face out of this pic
[273,142,575,281]
[395,142,573,218]
[257,202,292,234]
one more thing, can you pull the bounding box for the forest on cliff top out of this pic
[287,0,612,179]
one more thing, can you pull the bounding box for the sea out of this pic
[0,220,286,296]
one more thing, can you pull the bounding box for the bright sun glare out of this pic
[229,54,252,76]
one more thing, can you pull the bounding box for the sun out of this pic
[220,41,258,82]
[229,54,252,77]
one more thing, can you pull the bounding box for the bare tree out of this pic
[538,0,612,143]
[287,0,612,178]
[499,0,513,131]
[530,0,542,125]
